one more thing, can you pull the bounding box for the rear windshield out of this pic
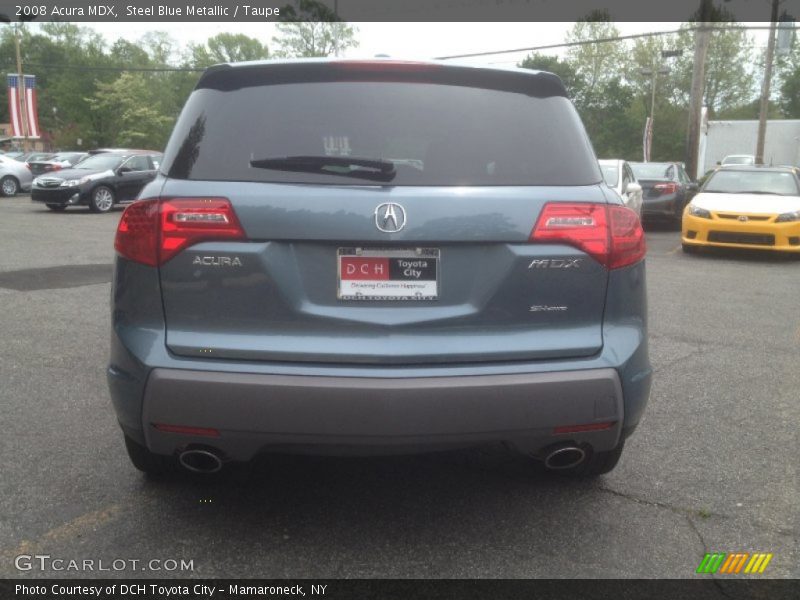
[631,163,675,180]
[702,170,800,196]
[162,80,600,186]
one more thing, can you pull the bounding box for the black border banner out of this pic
[0,0,793,23]
[2,579,800,600]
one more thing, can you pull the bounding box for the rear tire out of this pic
[89,185,115,213]
[1,175,19,196]
[124,434,173,477]
[551,442,625,478]
[46,203,66,211]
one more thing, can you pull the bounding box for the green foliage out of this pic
[518,18,775,164]
[85,73,173,148]
[272,21,359,58]
[189,33,269,68]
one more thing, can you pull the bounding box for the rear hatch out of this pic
[155,61,613,365]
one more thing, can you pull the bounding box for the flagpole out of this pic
[14,23,30,152]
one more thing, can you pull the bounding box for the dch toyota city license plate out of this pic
[337,248,439,301]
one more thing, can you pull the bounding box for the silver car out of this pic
[0,155,34,196]
[108,59,652,479]
[599,159,643,218]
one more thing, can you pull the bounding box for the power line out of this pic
[434,24,799,60]
[0,62,203,72]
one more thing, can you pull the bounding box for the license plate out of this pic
[337,248,439,301]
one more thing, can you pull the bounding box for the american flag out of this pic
[7,74,41,139]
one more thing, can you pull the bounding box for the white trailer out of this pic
[697,115,800,178]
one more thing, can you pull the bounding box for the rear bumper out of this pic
[642,195,680,218]
[139,367,625,460]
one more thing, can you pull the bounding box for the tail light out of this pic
[530,203,646,269]
[332,60,442,72]
[653,182,679,195]
[114,197,245,267]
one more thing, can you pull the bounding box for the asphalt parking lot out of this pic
[1,194,797,579]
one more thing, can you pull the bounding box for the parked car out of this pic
[14,151,54,163]
[109,59,651,479]
[30,150,162,212]
[682,165,800,254]
[599,159,643,217]
[630,161,698,226]
[27,151,88,176]
[0,155,34,196]
[720,154,755,166]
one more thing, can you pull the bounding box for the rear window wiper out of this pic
[250,155,396,182]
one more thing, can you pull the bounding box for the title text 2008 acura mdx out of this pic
[108,59,652,478]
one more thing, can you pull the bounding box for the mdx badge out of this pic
[528,258,583,269]
[375,203,407,233]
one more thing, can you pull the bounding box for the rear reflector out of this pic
[530,203,646,269]
[114,197,246,267]
[553,422,616,435]
[153,423,220,438]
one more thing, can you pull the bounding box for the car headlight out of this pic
[60,177,89,187]
[688,205,711,219]
[775,210,800,223]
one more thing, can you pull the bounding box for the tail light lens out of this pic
[653,182,679,195]
[531,203,646,269]
[114,197,246,267]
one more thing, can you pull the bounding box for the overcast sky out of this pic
[69,22,773,67]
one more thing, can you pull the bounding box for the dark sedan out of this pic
[30,151,162,213]
[630,162,698,227]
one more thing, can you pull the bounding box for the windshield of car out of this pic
[74,154,124,170]
[630,163,673,180]
[163,80,601,186]
[702,170,800,195]
[600,164,618,187]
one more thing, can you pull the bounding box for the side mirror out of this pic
[117,166,132,175]
[625,182,642,195]
[687,182,699,191]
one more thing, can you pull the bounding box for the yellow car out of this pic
[682,165,800,254]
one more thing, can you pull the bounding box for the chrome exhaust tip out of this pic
[178,449,223,474]
[544,446,587,470]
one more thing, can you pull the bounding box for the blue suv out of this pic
[108,59,651,477]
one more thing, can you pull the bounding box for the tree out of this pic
[564,12,626,105]
[673,22,756,117]
[272,22,358,57]
[189,33,268,68]
[85,73,173,148]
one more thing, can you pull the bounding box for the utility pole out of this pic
[13,23,30,152]
[755,0,780,165]
[685,2,713,180]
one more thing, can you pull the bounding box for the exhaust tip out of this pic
[178,449,223,474]
[544,446,586,470]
